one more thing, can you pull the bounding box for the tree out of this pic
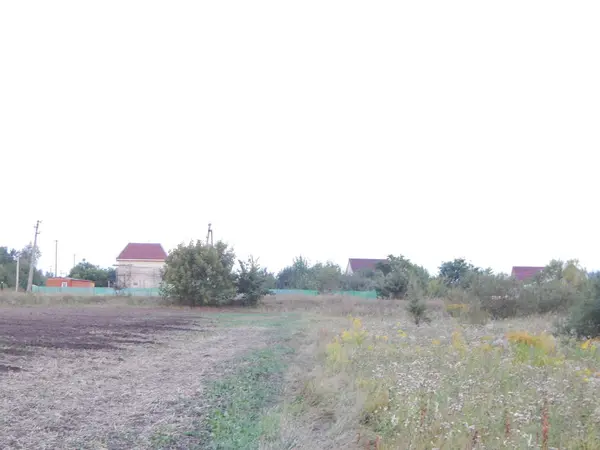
[375,255,430,299]
[406,277,429,326]
[161,240,236,306]
[314,262,342,293]
[275,256,318,290]
[68,260,116,287]
[236,257,271,306]
[439,258,480,287]
[0,245,45,289]
[535,259,587,287]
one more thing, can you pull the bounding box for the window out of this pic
[61,281,68,288]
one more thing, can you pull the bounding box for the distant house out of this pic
[511,266,544,281]
[116,243,167,289]
[345,258,386,275]
[47,277,95,288]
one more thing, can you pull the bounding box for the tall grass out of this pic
[289,314,600,449]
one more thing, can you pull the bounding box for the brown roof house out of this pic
[116,243,168,289]
[345,258,386,275]
[511,266,544,281]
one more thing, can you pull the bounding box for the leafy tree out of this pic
[534,259,587,287]
[376,270,409,299]
[275,256,317,290]
[314,262,342,293]
[0,245,45,289]
[236,257,271,306]
[161,240,236,306]
[375,255,430,299]
[68,260,116,287]
[340,272,377,291]
[439,258,481,287]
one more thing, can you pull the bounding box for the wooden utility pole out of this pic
[15,254,20,292]
[26,220,41,292]
[54,240,58,277]
[206,223,213,247]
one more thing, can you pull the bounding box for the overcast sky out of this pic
[1,1,598,276]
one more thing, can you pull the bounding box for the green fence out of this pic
[32,286,378,299]
[270,289,378,299]
[32,286,162,296]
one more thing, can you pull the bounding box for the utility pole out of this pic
[26,220,41,292]
[54,240,58,277]
[73,254,76,268]
[206,223,214,247]
[15,254,20,292]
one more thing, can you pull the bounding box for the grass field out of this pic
[1,294,599,449]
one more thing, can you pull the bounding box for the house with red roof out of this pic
[115,243,168,289]
[511,266,544,281]
[345,258,386,275]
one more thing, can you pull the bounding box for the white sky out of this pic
[1,1,598,276]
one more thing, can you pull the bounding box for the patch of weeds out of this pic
[204,344,295,449]
[212,312,301,328]
[150,431,177,449]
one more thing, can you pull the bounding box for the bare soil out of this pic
[0,306,271,449]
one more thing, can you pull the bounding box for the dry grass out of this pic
[3,294,598,449]
[260,294,446,317]
[271,308,600,449]
[0,292,168,307]
[0,307,274,449]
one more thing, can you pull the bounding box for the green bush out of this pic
[558,273,600,338]
[561,294,600,338]
[376,270,409,299]
[468,273,520,319]
[406,278,429,325]
[161,240,236,306]
[236,258,271,306]
[519,280,584,315]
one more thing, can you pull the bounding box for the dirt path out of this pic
[0,309,272,449]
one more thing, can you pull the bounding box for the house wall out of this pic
[345,261,353,275]
[116,259,164,289]
[46,278,95,288]
[71,279,95,288]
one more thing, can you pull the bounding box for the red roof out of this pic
[117,243,167,261]
[511,266,544,281]
[348,258,386,272]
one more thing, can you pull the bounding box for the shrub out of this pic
[161,240,236,306]
[376,270,409,299]
[561,294,600,338]
[406,277,429,325]
[468,273,520,319]
[520,280,585,315]
[236,258,271,306]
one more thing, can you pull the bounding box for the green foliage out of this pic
[275,256,317,290]
[314,262,342,293]
[467,273,521,319]
[438,258,482,287]
[161,240,236,306]
[205,344,294,449]
[558,273,600,338]
[0,245,45,289]
[375,255,429,299]
[562,293,600,338]
[275,257,346,292]
[534,259,588,287]
[406,277,429,325]
[340,272,377,291]
[68,260,115,287]
[236,257,271,306]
